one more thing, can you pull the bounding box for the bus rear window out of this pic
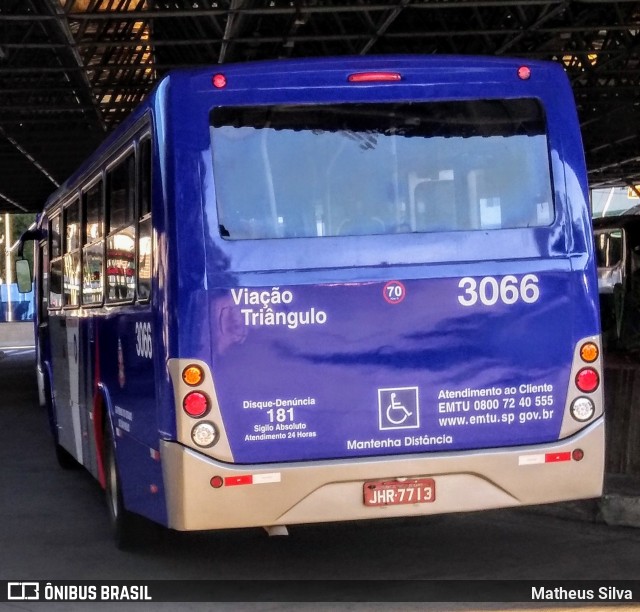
[210,99,554,240]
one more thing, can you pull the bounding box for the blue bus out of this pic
[19,56,604,547]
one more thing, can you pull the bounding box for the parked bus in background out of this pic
[17,56,604,547]
[593,214,640,351]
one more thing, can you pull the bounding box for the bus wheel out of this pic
[104,424,137,549]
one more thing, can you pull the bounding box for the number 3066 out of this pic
[135,321,153,358]
[457,274,540,307]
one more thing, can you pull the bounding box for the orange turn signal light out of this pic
[182,364,204,386]
[580,342,599,363]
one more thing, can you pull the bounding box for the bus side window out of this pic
[63,197,81,307]
[49,214,63,309]
[106,152,136,303]
[137,137,152,303]
[82,178,105,305]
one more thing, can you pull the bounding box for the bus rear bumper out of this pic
[160,418,604,531]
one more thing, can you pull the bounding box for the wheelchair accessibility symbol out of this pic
[378,387,420,430]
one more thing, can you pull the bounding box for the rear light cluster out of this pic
[570,341,600,423]
[215,66,532,89]
[181,364,219,448]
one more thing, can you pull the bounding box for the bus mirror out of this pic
[15,258,32,294]
[17,228,45,258]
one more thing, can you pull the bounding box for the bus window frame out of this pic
[81,173,105,308]
[62,193,82,309]
[38,238,50,321]
[105,146,137,306]
[136,133,153,305]
[48,209,63,312]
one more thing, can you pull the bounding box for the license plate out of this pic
[363,478,436,506]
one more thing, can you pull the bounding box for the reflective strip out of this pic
[225,475,252,486]
[519,452,572,465]
[519,454,544,465]
[253,473,281,484]
[224,473,282,486]
[545,452,571,463]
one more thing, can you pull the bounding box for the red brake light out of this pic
[348,72,402,83]
[575,368,600,393]
[517,66,531,80]
[183,391,210,418]
[212,73,227,88]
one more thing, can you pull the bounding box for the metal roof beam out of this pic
[0,2,576,22]
[2,21,633,50]
[0,191,29,213]
[43,0,107,133]
[218,0,246,64]
[495,2,571,55]
[359,0,411,55]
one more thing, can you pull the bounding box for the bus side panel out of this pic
[48,314,84,462]
[78,316,102,479]
[95,310,167,522]
[77,316,95,475]
[113,427,168,526]
[45,313,100,477]
[151,81,180,444]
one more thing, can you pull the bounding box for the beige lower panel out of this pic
[161,418,604,531]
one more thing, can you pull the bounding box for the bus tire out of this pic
[104,422,138,549]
